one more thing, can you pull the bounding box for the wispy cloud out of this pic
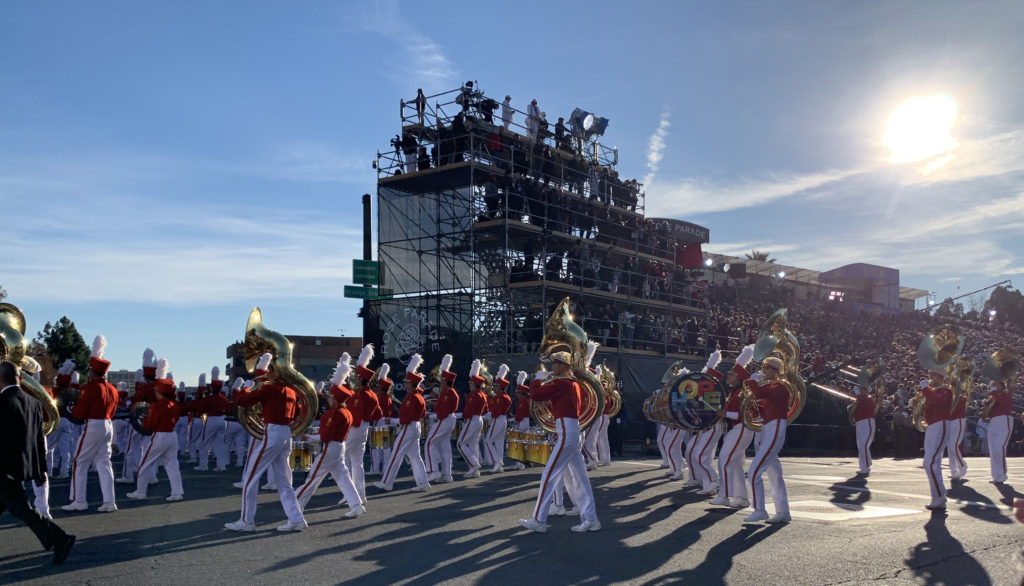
[642,110,671,186]
[351,0,457,89]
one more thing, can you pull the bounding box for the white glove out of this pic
[534,370,547,381]
[750,373,764,382]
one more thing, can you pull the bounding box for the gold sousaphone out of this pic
[0,303,60,435]
[241,307,319,439]
[532,297,604,433]
[980,347,1019,422]
[910,325,965,432]
[599,361,622,418]
[739,309,806,432]
[845,358,886,425]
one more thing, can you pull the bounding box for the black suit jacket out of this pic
[0,384,47,483]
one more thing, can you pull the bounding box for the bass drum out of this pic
[659,372,727,432]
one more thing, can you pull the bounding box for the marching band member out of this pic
[226,358,307,532]
[458,360,488,478]
[852,384,877,475]
[223,378,248,467]
[655,423,670,469]
[710,345,755,508]
[373,355,430,492]
[691,351,725,496]
[174,381,189,454]
[596,387,613,467]
[52,361,77,479]
[117,361,150,485]
[518,352,600,533]
[743,356,791,523]
[62,335,118,513]
[485,364,512,473]
[946,387,969,481]
[188,374,208,464]
[195,366,230,472]
[920,370,953,510]
[665,426,690,482]
[346,345,383,505]
[296,355,365,517]
[113,381,130,454]
[581,344,603,469]
[126,357,184,502]
[508,371,530,471]
[20,358,52,520]
[984,380,1012,484]
[369,364,395,476]
[425,354,459,483]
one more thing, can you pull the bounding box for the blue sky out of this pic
[3,1,1022,385]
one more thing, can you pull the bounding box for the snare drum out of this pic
[289,441,313,471]
[369,425,396,449]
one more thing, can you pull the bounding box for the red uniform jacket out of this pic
[398,391,427,425]
[853,393,876,422]
[234,383,298,426]
[435,386,459,420]
[143,398,181,433]
[602,394,614,415]
[204,393,232,417]
[530,376,581,420]
[72,380,118,420]
[747,379,789,423]
[988,391,1012,418]
[463,390,488,418]
[723,387,743,427]
[319,407,353,444]
[488,393,512,418]
[376,391,395,420]
[514,396,531,423]
[922,386,952,425]
[949,395,967,419]
[349,388,383,427]
[134,381,157,404]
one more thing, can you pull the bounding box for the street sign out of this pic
[344,285,377,300]
[378,288,394,299]
[353,259,379,285]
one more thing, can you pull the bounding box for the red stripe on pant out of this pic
[750,421,781,510]
[425,421,443,471]
[70,420,90,502]
[667,430,681,472]
[296,449,326,501]
[721,427,747,498]
[532,418,567,521]
[456,420,472,465]
[382,425,409,482]
[138,435,157,477]
[242,438,269,521]
[926,422,947,497]
[695,431,715,483]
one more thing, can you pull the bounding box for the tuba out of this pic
[600,361,622,417]
[980,347,1018,422]
[740,309,805,432]
[532,297,605,432]
[910,325,965,432]
[0,303,60,435]
[240,307,319,439]
[845,359,886,425]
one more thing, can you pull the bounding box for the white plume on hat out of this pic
[143,348,156,368]
[91,334,107,359]
[58,359,76,375]
[257,352,273,372]
[705,349,722,372]
[232,377,244,391]
[21,356,41,374]
[595,364,604,378]
[407,353,423,375]
[117,381,126,392]
[134,369,143,383]
[585,341,599,368]
[211,366,221,382]
[378,362,391,380]
[315,381,325,393]
[516,371,528,387]
[497,364,509,381]
[736,345,755,368]
[331,353,352,386]
[440,354,453,372]
[679,367,691,376]
[198,373,207,387]
[470,359,481,378]
[156,357,169,380]
[356,344,374,368]
[71,372,80,384]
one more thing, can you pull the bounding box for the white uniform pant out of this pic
[689,425,721,490]
[457,416,483,469]
[345,422,369,503]
[656,424,670,466]
[425,415,456,476]
[516,419,530,431]
[747,419,788,515]
[237,423,303,526]
[174,417,189,453]
[665,428,688,476]
[32,436,50,517]
[718,424,753,499]
[295,440,362,509]
[224,420,248,465]
[597,414,611,464]
[530,418,597,524]
[923,421,948,501]
[189,418,204,459]
[987,414,1011,482]
[855,418,876,471]
[121,428,144,480]
[485,415,508,467]
[113,419,131,453]
[480,415,493,466]
[55,418,76,476]
[199,415,228,469]
[239,435,274,486]
[69,419,115,505]
[381,422,428,488]
[135,431,183,497]
[945,417,967,478]
[583,421,601,464]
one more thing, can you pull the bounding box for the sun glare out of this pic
[882,93,958,163]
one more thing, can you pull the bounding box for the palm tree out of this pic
[745,249,776,263]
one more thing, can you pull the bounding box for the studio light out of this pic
[777,271,786,278]
[569,107,610,137]
[704,258,713,267]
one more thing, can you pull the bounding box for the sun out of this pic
[882,93,958,163]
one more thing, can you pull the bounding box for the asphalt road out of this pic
[2,454,1022,585]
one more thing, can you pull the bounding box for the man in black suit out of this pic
[0,361,75,564]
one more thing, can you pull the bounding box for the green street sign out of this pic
[344,285,377,300]
[353,259,379,285]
